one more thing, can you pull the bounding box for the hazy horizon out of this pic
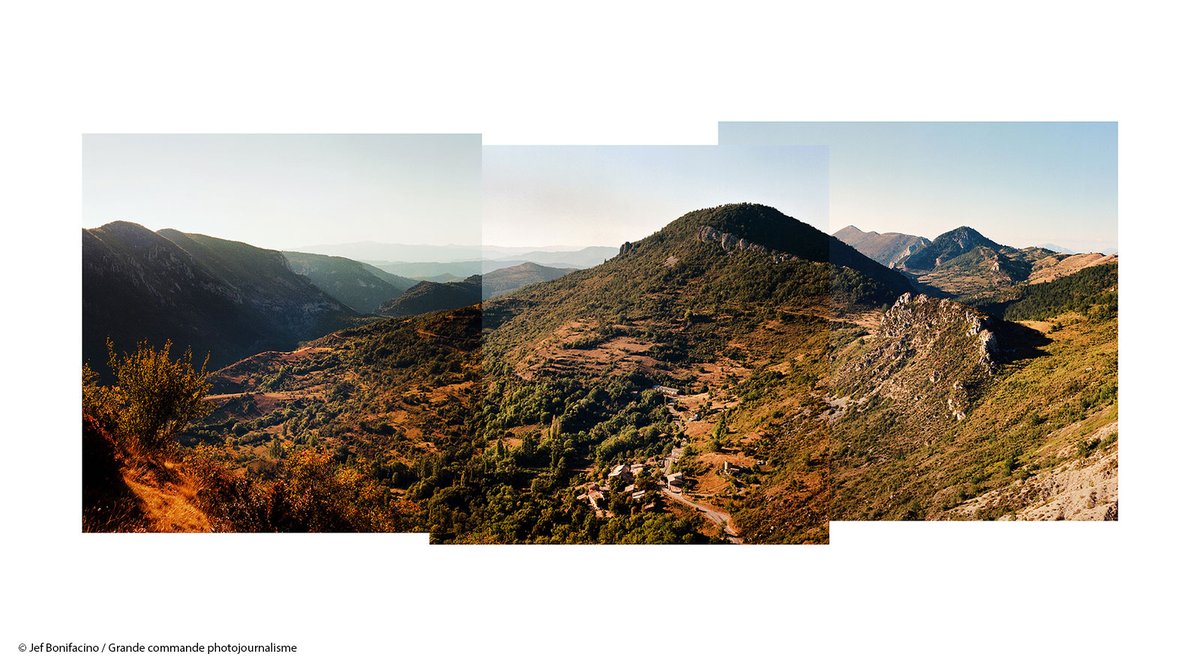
[834,222,1117,255]
[484,145,830,248]
[83,134,482,250]
[721,122,1118,254]
[83,130,1115,256]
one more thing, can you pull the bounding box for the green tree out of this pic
[710,412,728,451]
[82,363,121,431]
[105,339,213,455]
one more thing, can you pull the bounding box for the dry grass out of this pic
[1028,253,1117,284]
[122,466,214,532]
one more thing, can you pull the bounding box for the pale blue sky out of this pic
[720,122,1117,253]
[83,134,481,249]
[484,145,828,247]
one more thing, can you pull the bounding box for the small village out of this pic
[575,384,763,543]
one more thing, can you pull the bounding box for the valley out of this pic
[82,204,1118,539]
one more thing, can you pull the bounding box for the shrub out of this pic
[103,339,213,455]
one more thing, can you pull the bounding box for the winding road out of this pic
[659,445,743,543]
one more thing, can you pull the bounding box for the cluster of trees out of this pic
[1002,263,1118,322]
[84,338,418,532]
[383,359,728,542]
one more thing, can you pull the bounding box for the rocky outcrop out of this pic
[881,293,997,370]
[836,293,998,423]
[697,225,799,264]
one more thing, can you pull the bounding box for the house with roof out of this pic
[607,464,633,484]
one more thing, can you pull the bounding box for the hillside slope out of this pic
[377,275,483,317]
[1002,262,1118,322]
[180,204,913,542]
[125,204,1118,537]
[282,251,418,313]
[469,204,916,543]
[482,262,574,299]
[83,222,360,373]
[83,414,214,532]
[834,225,930,267]
[180,306,482,533]
[1027,252,1117,284]
[891,226,1061,303]
[827,281,1117,520]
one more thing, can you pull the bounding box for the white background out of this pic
[2,1,1197,664]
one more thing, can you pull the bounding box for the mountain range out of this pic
[83,222,360,374]
[835,223,1115,305]
[282,251,418,313]
[83,222,582,374]
[83,204,1118,539]
[291,241,618,269]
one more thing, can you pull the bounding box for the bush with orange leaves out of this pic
[186,446,410,532]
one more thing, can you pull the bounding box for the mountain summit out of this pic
[898,226,1004,272]
[618,203,914,295]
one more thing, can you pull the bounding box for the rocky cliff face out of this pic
[880,293,997,370]
[836,293,996,423]
[696,225,802,264]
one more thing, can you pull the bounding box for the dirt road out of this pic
[660,445,742,543]
[660,487,743,543]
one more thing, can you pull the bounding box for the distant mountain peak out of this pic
[1038,243,1078,254]
[833,225,930,268]
[900,226,1004,272]
[939,226,999,248]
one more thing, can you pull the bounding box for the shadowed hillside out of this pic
[83,222,361,375]
[482,262,574,299]
[378,275,483,317]
[282,251,418,314]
